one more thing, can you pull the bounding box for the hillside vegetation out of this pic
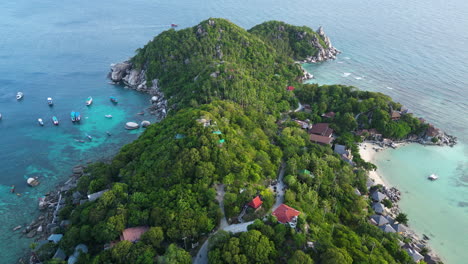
[36,19,425,264]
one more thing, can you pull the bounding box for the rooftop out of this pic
[120,226,149,242]
[310,134,333,145]
[371,191,386,202]
[248,196,263,209]
[272,204,301,224]
[309,123,333,137]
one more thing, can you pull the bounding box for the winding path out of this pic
[194,162,286,264]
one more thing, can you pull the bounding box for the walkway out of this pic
[272,162,286,211]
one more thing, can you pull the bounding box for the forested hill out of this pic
[111,18,337,113]
[37,19,423,264]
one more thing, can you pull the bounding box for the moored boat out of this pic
[86,96,93,106]
[105,114,113,118]
[52,116,59,125]
[110,96,118,104]
[47,97,53,106]
[0,113,2,120]
[75,112,81,122]
[16,92,24,100]
[428,174,438,181]
[71,111,76,122]
[86,134,92,140]
[171,23,178,27]
[38,118,44,126]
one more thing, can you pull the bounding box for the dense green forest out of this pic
[36,19,429,264]
[248,21,328,60]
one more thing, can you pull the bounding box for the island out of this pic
[22,18,447,264]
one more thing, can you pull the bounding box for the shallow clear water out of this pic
[1,0,467,262]
[373,144,468,264]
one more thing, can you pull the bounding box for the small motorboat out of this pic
[106,131,112,136]
[105,114,113,119]
[52,116,59,125]
[75,139,85,143]
[137,111,145,115]
[0,113,2,120]
[86,134,92,140]
[75,112,81,122]
[16,92,24,100]
[86,96,93,106]
[47,97,53,106]
[171,23,178,28]
[428,174,438,181]
[71,111,76,122]
[38,118,44,126]
[110,96,118,104]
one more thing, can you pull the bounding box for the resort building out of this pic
[120,226,149,243]
[334,144,353,164]
[321,111,336,118]
[391,111,401,120]
[272,204,301,228]
[405,248,424,263]
[248,196,263,210]
[379,224,397,233]
[370,214,389,226]
[371,191,386,202]
[309,123,334,145]
[372,202,385,215]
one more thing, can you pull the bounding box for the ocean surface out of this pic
[0,0,467,262]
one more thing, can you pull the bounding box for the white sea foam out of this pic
[337,61,344,64]
[344,57,351,60]
[354,76,363,80]
[342,72,351,77]
[386,86,393,90]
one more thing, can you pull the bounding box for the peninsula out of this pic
[23,18,445,264]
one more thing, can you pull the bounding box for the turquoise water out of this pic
[373,144,468,264]
[1,0,467,262]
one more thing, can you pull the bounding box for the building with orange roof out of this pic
[248,196,263,209]
[272,204,301,227]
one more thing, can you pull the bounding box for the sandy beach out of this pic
[358,142,387,186]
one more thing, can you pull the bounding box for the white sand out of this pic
[358,142,387,186]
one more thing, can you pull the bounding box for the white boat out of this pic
[47,97,53,105]
[38,118,44,126]
[428,174,438,181]
[86,96,93,106]
[0,113,2,120]
[105,114,112,118]
[16,92,24,100]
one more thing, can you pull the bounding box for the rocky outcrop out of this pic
[301,26,340,63]
[109,62,167,120]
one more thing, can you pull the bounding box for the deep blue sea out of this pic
[1,0,467,262]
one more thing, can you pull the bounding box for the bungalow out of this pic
[303,104,312,113]
[391,223,407,234]
[321,111,336,118]
[120,226,149,243]
[371,191,386,202]
[372,202,385,215]
[310,134,333,145]
[334,144,353,164]
[425,125,440,140]
[370,214,389,226]
[293,119,311,130]
[391,111,401,121]
[287,86,295,91]
[48,234,63,244]
[405,248,424,263]
[379,224,396,233]
[272,204,301,228]
[248,196,263,210]
[309,123,333,137]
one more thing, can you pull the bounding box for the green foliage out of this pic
[288,250,314,264]
[382,199,393,208]
[249,21,327,60]
[159,244,191,264]
[131,18,302,113]
[395,213,409,225]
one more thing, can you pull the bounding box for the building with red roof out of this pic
[309,123,333,137]
[287,86,295,91]
[248,196,263,209]
[310,134,333,145]
[120,227,149,243]
[322,111,336,118]
[272,204,301,225]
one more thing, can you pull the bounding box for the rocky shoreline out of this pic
[16,165,87,264]
[108,62,168,120]
[299,26,341,64]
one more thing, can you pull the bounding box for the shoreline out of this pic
[359,141,444,263]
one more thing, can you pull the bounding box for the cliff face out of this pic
[249,21,340,63]
[109,62,167,119]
